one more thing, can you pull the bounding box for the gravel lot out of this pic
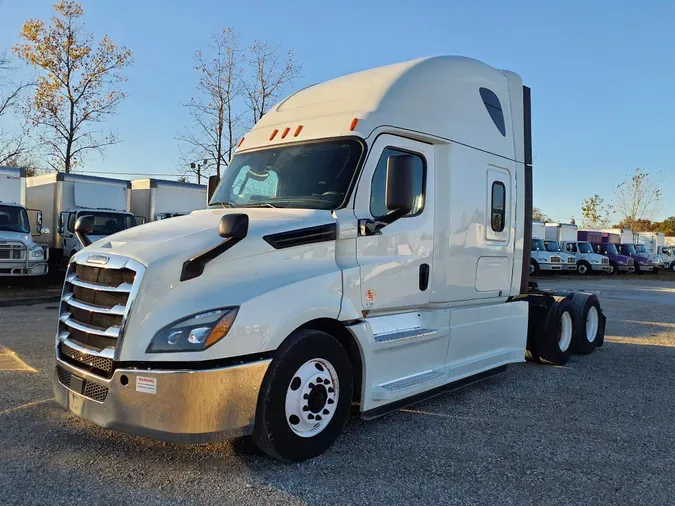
[1,277,674,505]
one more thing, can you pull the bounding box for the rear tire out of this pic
[568,293,604,354]
[252,329,353,462]
[533,296,574,366]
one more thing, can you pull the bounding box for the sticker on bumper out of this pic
[136,376,157,394]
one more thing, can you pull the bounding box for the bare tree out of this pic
[0,48,32,165]
[581,194,613,229]
[178,28,243,180]
[612,169,662,229]
[13,0,132,172]
[245,41,300,123]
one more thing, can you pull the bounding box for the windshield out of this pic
[619,244,637,256]
[636,244,648,254]
[604,244,618,255]
[543,240,560,252]
[77,211,136,235]
[0,205,29,233]
[578,242,593,254]
[663,248,672,256]
[532,239,545,251]
[209,139,364,210]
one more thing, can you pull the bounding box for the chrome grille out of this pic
[550,256,561,263]
[602,257,609,264]
[56,365,108,403]
[59,341,113,374]
[628,258,634,265]
[567,257,575,264]
[0,243,26,260]
[57,255,144,378]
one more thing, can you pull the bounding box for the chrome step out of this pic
[373,328,440,343]
[372,370,445,401]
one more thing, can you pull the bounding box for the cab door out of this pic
[354,135,434,312]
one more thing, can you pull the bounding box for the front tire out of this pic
[607,261,618,275]
[671,262,675,272]
[530,259,540,276]
[577,261,591,275]
[253,329,353,461]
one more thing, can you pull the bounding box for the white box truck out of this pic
[636,232,665,269]
[52,56,606,461]
[130,178,206,222]
[530,221,575,274]
[0,166,49,276]
[546,223,611,274]
[26,173,138,263]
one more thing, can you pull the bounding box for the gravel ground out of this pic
[1,278,674,505]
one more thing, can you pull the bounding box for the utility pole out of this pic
[190,159,209,184]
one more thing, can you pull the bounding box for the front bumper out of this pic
[53,355,271,443]
[636,264,654,272]
[539,263,563,271]
[563,263,577,271]
[618,265,635,273]
[591,264,612,272]
[0,260,48,276]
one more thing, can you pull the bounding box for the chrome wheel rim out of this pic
[285,359,339,438]
[529,263,535,275]
[586,306,599,343]
[558,311,573,352]
[578,264,588,274]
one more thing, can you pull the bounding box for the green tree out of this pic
[581,194,612,228]
[532,207,550,223]
[14,0,132,172]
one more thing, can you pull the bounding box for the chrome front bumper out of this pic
[0,260,48,276]
[591,264,612,272]
[618,265,635,273]
[539,263,563,271]
[53,356,271,443]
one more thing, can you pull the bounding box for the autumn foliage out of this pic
[13,0,132,172]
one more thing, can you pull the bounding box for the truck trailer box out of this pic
[578,230,602,243]
[26,173,135,261]
[130,178,206,222]
[545,222,577,243]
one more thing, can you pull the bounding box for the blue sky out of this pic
[1,0,674,221]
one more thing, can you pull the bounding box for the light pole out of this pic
[190,159,209,184]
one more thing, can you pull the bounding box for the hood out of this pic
[0,231,36,246]
[79,208,337,266]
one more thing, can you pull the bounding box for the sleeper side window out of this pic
[370,148,425,219]
[491,182,505,232]
[479,88,506,136]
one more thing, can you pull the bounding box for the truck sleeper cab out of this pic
[52,56,605,461]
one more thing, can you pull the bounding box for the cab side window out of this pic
[566,243,577,253]
[490,182,505,232]
[370,148,425,219]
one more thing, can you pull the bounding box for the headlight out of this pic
[618,261,625,265]
[147,307,238,353]
[591,259,600,264]
[30,248,44,259]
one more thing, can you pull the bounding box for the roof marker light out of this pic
[349,118,359,131]
[238,137,245,148]
[294,125,303,137]
[269,129,278,141]
[281,127,290,139]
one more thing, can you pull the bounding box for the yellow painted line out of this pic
[0,398,54,417]
[0,346,37,372]
[605,336,675,348]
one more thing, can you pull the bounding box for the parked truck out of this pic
[635,232,665,270]
[0,167,49,276]
[130,178,207,222]
[657,245,675,271]
[26,173,138,264]
[530,221,575,274]
[546,223,610,274]
[52,56,606,461]
[579,231,634,275]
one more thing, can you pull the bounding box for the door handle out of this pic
[419,263,430,291]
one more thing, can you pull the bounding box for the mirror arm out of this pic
[359,207,409,236]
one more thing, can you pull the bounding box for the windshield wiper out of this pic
[245,202,281,208]
[210,201,236,208]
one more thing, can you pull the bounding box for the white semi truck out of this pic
[546,223,611,274]
[52,56,606,461]
[0,167,49,276]
[26,173,138,264]
[530,221,575,274]
[130,178,206,222]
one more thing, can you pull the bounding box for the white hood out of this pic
[0,231,36,246]
[81,207,337,267]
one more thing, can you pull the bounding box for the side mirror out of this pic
[58,213,65,235]
[40,228,50,235]
[136,216,147,225]
[385,154,415,214]
[207,175,220,205]
[74,215,94,248]
[219,213,249,239]
[36,211,43,233]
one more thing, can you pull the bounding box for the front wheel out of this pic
[253,329,353,461]
[530,260,540,276]
[607,261,618,275]
[577,262,590,275]
[671,262,675,272]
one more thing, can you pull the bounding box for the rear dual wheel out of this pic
[528,296,574,366]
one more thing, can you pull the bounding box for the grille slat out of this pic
[56,365,109,403]
[58,342,113,374]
